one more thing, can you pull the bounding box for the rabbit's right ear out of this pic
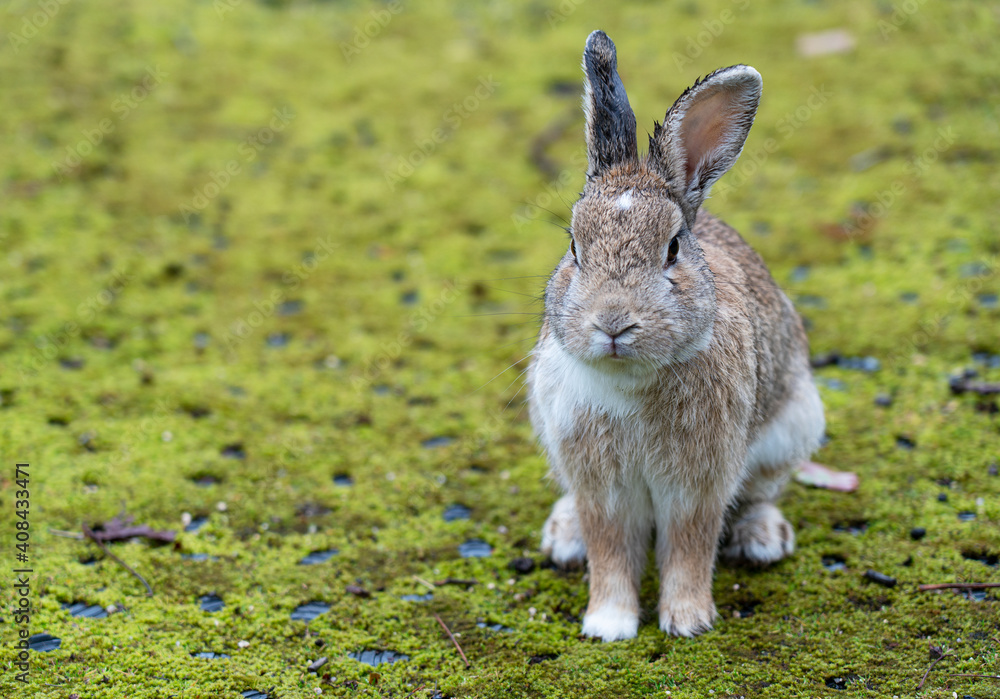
[649,65,762,223]
[582,31,638,179]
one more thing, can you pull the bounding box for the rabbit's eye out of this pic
[570,239,578,260]
[665,236,680,266]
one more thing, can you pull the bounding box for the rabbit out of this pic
[529,30,825,642]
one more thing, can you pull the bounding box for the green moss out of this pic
[2,0,999,696]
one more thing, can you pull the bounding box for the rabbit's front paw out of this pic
[659,595,717,637]
[540,494,587,568]
[722,502,795,566]
[581,605,639,642]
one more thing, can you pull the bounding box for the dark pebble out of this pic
[989,463,999,477]
[818,377,846,391]
[811,352,840,369]
[977,293,999,309]
[529,653,559,665]
[832,520,868,536]
[199,594,224,613]
[181,553,219,562]
[864,570,897,587]
[193,332,210,349]
[509,557,536,575]
[277,300,303,316]
[298,549,339,565]
[937,493,948,502]
[797,294,826,309]
[821,555,847,572]
[193,475,219,487]
[838,356,880,372]
[28,634,61,652]
[896,436,916,450]
[296,503,331,518]
[874,394,893,407]
[957,511,976,522]
[459,539,493,558]
[221,444,246,460]
[825,676,850,690]
[266,332,289,348]
[442,503,472,522]
[184,516,209,533]
[400,593,433,602]
[241,692,269,699]
[910,527,927,541]
[422,436,454,449]
[60,357,85,370]
[290,601,330,621]
[899,291,919,304]
[191,651,229,660]
[901,555,913,567]
[348,649,408,666]
[400,290,419,305]
[333,473,353,486]
[62,602,107,619]
[962,551,998,567]
[477,622,514,632]
[346,584,370,598]
[959,262,991,278]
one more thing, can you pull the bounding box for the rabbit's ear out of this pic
[582,31,638,179]
[649,65,761,220]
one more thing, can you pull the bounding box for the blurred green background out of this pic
[1,0,999,697]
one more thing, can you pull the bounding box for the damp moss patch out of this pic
[1,0,999,697]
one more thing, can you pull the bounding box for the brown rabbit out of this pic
[529,31,824,641]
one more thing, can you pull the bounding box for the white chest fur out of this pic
[530,339,648,455]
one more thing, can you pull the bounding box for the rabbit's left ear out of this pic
[582,31,638,179]
[649,65,762,221]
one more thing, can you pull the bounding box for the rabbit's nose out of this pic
[593,314,638,340]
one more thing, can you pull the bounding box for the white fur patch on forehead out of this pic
[615,190,634,210]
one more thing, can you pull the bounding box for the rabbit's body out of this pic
[529,33,824,641]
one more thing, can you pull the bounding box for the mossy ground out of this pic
[2,0,999,696]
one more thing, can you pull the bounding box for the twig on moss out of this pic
[82,524,154,597]
[917,646,951,690]
[435,578,478,587]
[433,613,471,668]
[412,575,435,591]
[918,583,1000,591]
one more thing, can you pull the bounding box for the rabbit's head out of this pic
[545,31,762,376]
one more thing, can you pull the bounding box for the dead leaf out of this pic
[86,515,176,543]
